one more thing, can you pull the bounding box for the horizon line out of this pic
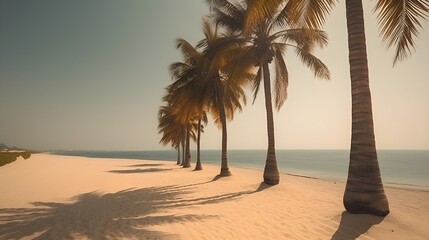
[45,148,429,152]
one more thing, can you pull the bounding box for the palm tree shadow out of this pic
[173,184,271,207]
[175,177,274,193]
[211,174,223,182]
[108,168,169,174]
[255,182,273,192]
[0,180,270,239]
[331,212,385,240]
[172,174,228,189]
[0,186,216,239]
[125,163,164,168]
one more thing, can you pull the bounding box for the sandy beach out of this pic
[0,153,428,240]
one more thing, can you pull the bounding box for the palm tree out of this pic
[195,19,249,176]
[343,0,429,217]
[164,92,198,168]
[167,60,200,169]
[158,104,185,165]
[159,84,197,167]
[243,0,428,215]
[209,0,330,185]
[169,38,210,170]
[195,112,208,170]
[169,26,247,175]
[342,0,390,216]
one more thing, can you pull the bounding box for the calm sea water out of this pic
[53,150,429,189]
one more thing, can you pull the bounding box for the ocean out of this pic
[53,149,429,189]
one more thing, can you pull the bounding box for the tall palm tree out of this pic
[167,60,200,169]
[343,0,429,216]
[243,0,428,215]
[169,25,247,175]
[209,0,330,185]
[166,48,204,169]
[342,0,390,216]
[169,39,210,170]
[195,19,249,176]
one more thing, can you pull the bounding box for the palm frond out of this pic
[287,0,336,29]
[158,104,186,148]
[295,46,330,80]
[273,47,289,110]
[208,100,222,128]
[272,1,294,28]
[176,38,200,64]
[244,0,284,34]
[204,35,245,82]
[211,7,244,33]
[375,0,429,65]
[252,67,263,104]
[208,0,246,34]
[169,62,191,79]
[275,28,328,49]
[221,44,256,85]
[200,111,209,125]
[224,82,246,120]
[209,0,245,17]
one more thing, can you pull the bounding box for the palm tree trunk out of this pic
[195,119,203,170]
[176,144,181,165]
[181,135,185,166]
[187,131,192,164]
[343,0,389,216]
[183,125,191,168]
[217,82,231,176]
[262,63,279,185]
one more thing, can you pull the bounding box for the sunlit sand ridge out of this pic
[0,154,428,239]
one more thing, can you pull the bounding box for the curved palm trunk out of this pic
[343,0,389,216]
[217,83,231,176]
[194,119,203,170]
[183,125,191,168]
[262,63,279,185]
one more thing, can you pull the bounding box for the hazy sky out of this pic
[1,0,428,151]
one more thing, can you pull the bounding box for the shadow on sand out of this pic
[331,212,385,240]
[0,180,268,239]
[109,162,178,174]
[108,168,169,174]
[0,186,192,239]
[177,172,275,192]
[123,163,164,168]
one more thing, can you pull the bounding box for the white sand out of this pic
[0,153,428,239]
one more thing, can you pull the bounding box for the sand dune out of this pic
[0,154,428,239]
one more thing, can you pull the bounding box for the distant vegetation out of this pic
[0,144,38,167]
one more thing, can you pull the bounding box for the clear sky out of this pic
[1,0,428,151]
